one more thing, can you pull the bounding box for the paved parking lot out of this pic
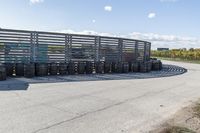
[0,61,200,133]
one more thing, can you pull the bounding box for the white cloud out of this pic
[104,6,112,12]
[59,29,116,37]
[148,13,156,19]
[30,0,44,4]
[128,32,200,49]
[57,29,200,49]
[92,19,96,23]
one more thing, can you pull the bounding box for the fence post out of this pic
[65,34,69,63]
[30,32,33,63]
[135,41,138,62]
[69,35,72,62]
[95,36,100,62]
[30,32,37,63]
[118,38,123,62]
[149,43,151,60]
[35,32,39,63]
[144,42,147,62]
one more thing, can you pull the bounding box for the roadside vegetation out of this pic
[160,126,195,133]
[151,48,200,64]
[152,100,200,133]
[193,102,200,118]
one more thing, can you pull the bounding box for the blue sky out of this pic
[0,0,200,49]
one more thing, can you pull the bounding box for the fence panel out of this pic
[99,37,120,62]
[0,29,151,64]
[71,35,96,62]
[36,32,66,63]
[137,41,145,62]
[145,42,151,61]
[0,29,31,63]
[122,39,137,62]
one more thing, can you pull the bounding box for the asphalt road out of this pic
[0,61,200,133]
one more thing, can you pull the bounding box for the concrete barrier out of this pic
[95,62,104,74]
[24,63,35,78]
[35,63,48,76]
[122,62,129,73]
[0,64,6,81]
[16,63,24,76]
[104,62,112,73]
[152,60,162,71]
[59,63,68,75]
[5,63,14,76]
[86,61,93,74]
[50,63,58,75]
[68,62,76,75]
[78,62,86,74]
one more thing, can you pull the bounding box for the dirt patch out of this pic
[159,126,195,133]
[151,101,200,133]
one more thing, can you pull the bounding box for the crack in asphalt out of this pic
[32,82,186,133]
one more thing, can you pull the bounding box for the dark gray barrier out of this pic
[16,63,24,76]
[5,63,14,76]
[104,62,112,73]
[59,63,68,75]
[78,62,86,74]
[35,63,48,76]
[68,62,76,75]
[0,64,6,81]
[24,63,35,78]
[50,63,58,75]
[86,61,93,74]
[122,62,129,73]
[95,62,104,74]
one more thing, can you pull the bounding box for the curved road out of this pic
[0,61,200,133]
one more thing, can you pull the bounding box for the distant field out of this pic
[152,49,200,64]
[154,57,200,64]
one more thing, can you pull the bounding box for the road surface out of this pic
[0,61,200,133]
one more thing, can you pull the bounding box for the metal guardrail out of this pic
[0,28,151,63]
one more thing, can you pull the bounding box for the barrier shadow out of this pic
[24,64,188,84]
[0,79,29,91]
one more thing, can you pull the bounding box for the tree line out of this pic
[151,48,200,61]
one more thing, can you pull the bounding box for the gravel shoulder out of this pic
[151,100,200,133]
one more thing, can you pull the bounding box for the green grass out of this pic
[153,57,200,64]
[161,126,195,133]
